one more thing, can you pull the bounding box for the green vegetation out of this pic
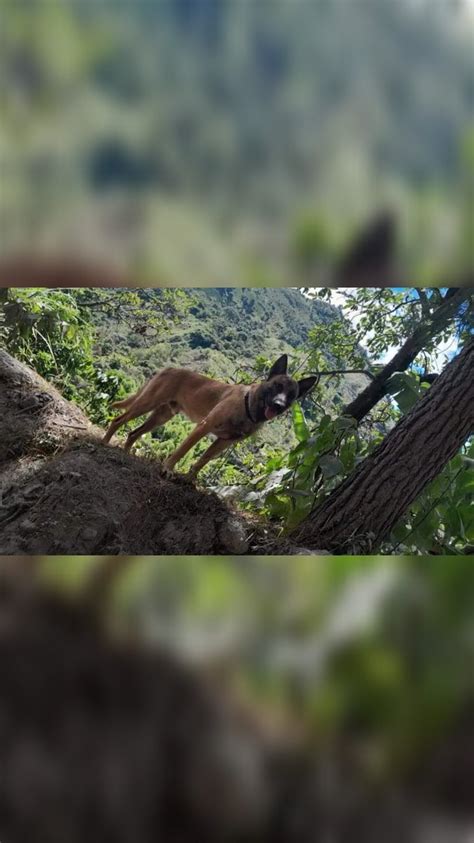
[40,552,474,788]
[0,0,472,281]
[3,552,474,837]
[0,286,187,423]
[2,285,472,554]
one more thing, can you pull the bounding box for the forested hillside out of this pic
[1,0,472,281]
[92,0,471,192]
[93,286,362,383]
[2,285,472,555]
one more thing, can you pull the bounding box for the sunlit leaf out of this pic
[292,402,310,442]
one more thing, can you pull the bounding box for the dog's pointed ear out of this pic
[267,354,288,379]
[297,376,317,400]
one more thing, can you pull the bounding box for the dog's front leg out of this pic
[188,437,238,478]
[163,420,209,472]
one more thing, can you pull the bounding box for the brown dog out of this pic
[103,355,316,476]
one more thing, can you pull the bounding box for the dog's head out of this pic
[256,355,317,421]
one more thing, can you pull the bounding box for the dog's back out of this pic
[112,368,233,424]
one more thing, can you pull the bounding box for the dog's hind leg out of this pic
[103,382,173,445]
[124,405,175,452]
[103,410,131,444]
[103,404,150,444]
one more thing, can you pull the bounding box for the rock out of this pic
[218,518,249,555]
[81,527,98,541]
[19,519,36,533]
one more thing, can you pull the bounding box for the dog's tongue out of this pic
[265,406,278,420]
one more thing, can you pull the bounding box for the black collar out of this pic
[245,390,257,423]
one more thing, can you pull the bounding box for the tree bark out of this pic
[343,288,472,423]
[293,338,474,553]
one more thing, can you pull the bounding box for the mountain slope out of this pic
[96,287,364,390]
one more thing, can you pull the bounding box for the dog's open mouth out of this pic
[265,406,279,420]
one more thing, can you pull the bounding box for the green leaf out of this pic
[313,426,338,453]
[339,437,357,471]
[458,503,474,541]
[287,440,308,467]
[456,472,474,495]
[319,454,344,478]
[393,386,420,413]
[292,402,310,442]
[265,490,291,519]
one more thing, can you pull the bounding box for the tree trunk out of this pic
[343,288,472,423]
[293,339,474,553]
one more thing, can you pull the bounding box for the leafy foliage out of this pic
[2,285,471,554]
[40,552,474,786]
[0,287,188,424]
[247,289,473,552]
[0,0,472,280]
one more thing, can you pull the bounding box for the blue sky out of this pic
[326,288,460,371]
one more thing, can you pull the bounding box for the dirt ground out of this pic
[0,350,272,555]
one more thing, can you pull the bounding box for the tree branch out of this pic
[307,368,375,380]
[343,287,472,423]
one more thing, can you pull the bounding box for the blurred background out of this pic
[0,554,473,841]
[0,0,472,284]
